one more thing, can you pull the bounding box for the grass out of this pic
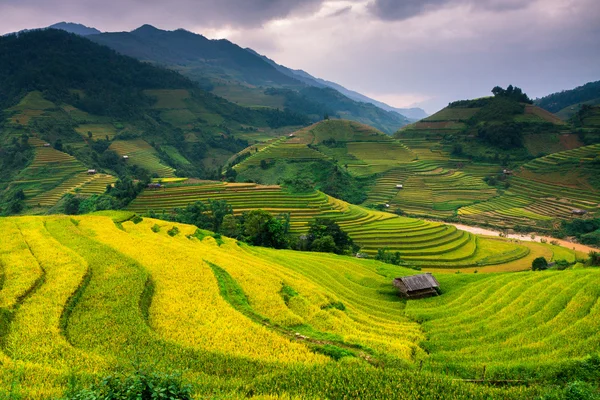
[0,214,595,399]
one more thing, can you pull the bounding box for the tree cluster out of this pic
[491,85,533,104]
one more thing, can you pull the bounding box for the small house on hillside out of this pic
[147,183,162,189]
[87,169,97,175]
[396,184,404,189]
[572,209,588,216]
[43,143,51,147]
[393,273,440,299]
[123,155,129,160]
[503,169,513,175]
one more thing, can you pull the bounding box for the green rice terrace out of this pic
[458,144,600,229]
[128,181,585,271]
[7,138,116,208]
[0,214,598,399]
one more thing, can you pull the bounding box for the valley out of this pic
[0,25,599,400]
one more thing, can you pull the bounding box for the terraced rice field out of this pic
[457,145,600,228]
[0,215,595,399]
[75,124,118,140]
[10,147,87,205]
[109,139,176,177]
[127,182,543,268]
[406,269,600,378]
[364,160,498,218]
[235,142,330,168]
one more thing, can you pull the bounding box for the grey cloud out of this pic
[0,0,326,30]
[326,6,352,18]
[368,0,532,21]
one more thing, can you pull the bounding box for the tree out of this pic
[63,194,81,215]
[242,210,289,249]
[209,200,233,233]
[54,139,63,151]
[589,251,600,266]
[311,235,336,253]
[307,218,356,255]
[532,256,549,271]
[221,214,240,238]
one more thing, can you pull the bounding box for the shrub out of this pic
[65,369,193,400]
[151,224,160,233]
[167,226,180,237]
[532,256,549,271]
[132,215,143,224]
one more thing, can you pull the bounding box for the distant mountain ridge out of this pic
[48,22,101,36]
[38,22,425,132]
[534,80,600,120]
[245,49,427,120]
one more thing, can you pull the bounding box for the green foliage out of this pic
[132,215,143,224]
[536,80,600,113]
[532,256,549,271]
[280,283,299,306]
[169,200,233,233]
[307,218,356,255]
[477,122,524,149]
[151,224,160,233]
[376,248,403,266]
[0,30,194,114]
[220,214,240,238]
[241,210,289,249]
[589,252,600,267]
[310,235,337,253]
[556,219,600,245]
[64,369,193,400]
[491,85,533,104]
[167,226,179,237]
[311,344,355,360]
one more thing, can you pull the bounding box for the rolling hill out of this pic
[0,29,310,213]
[83,25,412,134]
[0,214,596,399]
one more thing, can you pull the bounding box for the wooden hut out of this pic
[572,209,588,216]
[396,184,403,189]
[147,183,162,189]
[87,169,97,175]
[393,273,440,299]
[502,169,513,175]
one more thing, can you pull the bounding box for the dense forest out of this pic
[535,80,600,113]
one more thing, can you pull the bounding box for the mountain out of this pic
[247,48,428,120]
[0,29,309,213]
[90,25,299,87]
[48,22,101,36]
[535,80,600,120]
[398,86,572,161]
[73,25,411,133]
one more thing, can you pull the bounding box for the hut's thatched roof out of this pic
[395,273,440,292]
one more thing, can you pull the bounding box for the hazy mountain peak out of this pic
[48,22,101,36]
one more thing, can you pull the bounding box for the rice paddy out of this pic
[0,214,596,399]
[109,139,176,178]
[126,181,569,269]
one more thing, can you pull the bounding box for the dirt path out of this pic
[445,222,598,254]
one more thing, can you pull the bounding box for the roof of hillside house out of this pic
[395,273,440,292]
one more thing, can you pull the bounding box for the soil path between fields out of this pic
[439,221,599,254]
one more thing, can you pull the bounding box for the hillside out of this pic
[126,180,585,271]
[535,80,600,119]
[83,25,410,134]
[0,214,596,399]
[0,29,310,214]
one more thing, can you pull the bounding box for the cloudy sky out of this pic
[1,0,599,113]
